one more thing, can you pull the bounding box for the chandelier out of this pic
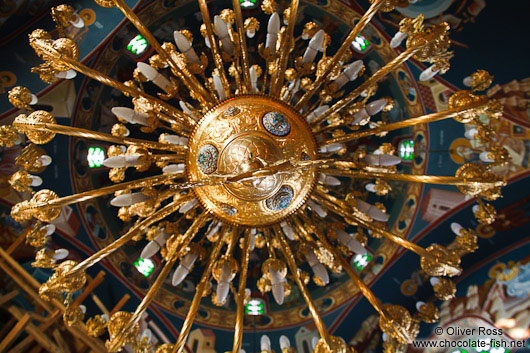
[3,0,510,352]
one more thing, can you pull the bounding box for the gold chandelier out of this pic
[2,0,510,352]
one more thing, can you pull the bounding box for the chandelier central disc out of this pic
[186,95,318,227]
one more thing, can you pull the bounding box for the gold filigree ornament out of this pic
[474,200,497,225]
[9,170,33,193]
[111,123,129,137]
[452,228,478,255]
[399,14,424,35]
[449,90,489,123]
[16,144,49,174]
[416,302,439,323]
[244,18,260,37]
[314,336,349,353]
[11,189,60,223]
[302,22,319,40]
[51,4,78,37]
[8,86,34,110]
[63,299,85,326]
[135,334,155,353]
[257,276,272,293]
[106,311,140,352]
[379,304,417,344]
[0,125,20,147]
[86,315,109,336]
[39,260,87,301]
[13,110,57,144]
[407,22,450,63]
[94,0,116,8]
[262,258,287,279]
[50,38,80,71]
[432,277,456,300]
[469,69,494,91]
[261,0,277,14]
[374,179,391,195]
[155,344,176,353]
[314,243,341,273]
[420,244,461,277]
[455,163,505,197]
[26,222,50,248]
[32,248,58,268]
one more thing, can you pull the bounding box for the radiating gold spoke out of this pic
[14,119,186,153]
[232,230,251,353]
[319,99,489,144]
[310,46,422,126]
[198,0,231,97]
[232,0,252,93]
[30,40,197,128]
[290,216,315,243]
[299,213,389,322]
[172,234,226,353]
[320,167,504,188]
[20,174,182,211]
[68,196,194,276]
[295,0,386,110]
[107,212,208,352]
[269,0,299,97]
[312,189,461,274]
[276,228,333,347]
[111,0,215,106]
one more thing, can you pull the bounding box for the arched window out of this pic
[302,340,310,353]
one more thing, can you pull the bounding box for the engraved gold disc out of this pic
[186,95,318,227]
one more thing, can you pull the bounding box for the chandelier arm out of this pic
[269,0,299,97]
[171,234,226,353]
[264,228,277,258]
[153,154,186,164]
[69,196,193,275]
[319,168,504,188]
[312,121,342,136]
[294,0,386,110]
[352,214,431,258]
[232,0,252,92]
[159,120,192,137]
[291,216,316,243]
[311,189,461,274]
[137,105,194,134]
[226,227,240,256]
[261,62,270,94]
[310,46,422,126]
[17,173,182,212]
[310,188,425,258]
[276,228,333,347]
[13,119,186,153]
[233,60,244,94]
[232,229,251,353]
[299,212,390,322]
[284,80,299,104]
[197,0,231,97]
[107,253,180,350]
[31,39,196,128]
[318,99,489,144]
[107,212,208,352]
[111,0,215,107]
